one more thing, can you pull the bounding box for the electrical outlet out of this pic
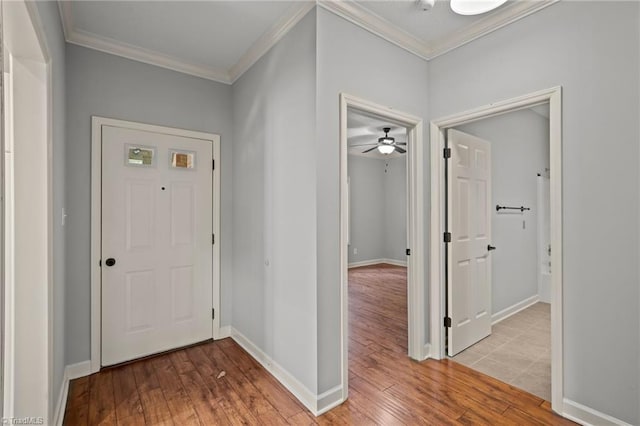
[353,248,358,255]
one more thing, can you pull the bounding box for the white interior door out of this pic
[447,129,492,356]
[101,125,213,366]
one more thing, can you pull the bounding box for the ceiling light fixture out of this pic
[377,128,396,154]
[378,145,395,155]
[450,0,508,15]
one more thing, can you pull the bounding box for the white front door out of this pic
[447,129,492,356]
[101,125,213,366]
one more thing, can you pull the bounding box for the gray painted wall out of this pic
[34,1,67,419]
[231,10,317,392]
[316,7,429,393]
[65,45,233,364]
[458,109,549,314]
[429,2,639,423]
[347,155,407,265]
[347,157,384,263]
[383,157,407,262]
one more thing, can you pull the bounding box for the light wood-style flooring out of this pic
[63,263,575,425]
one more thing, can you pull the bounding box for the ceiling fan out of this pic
[357,127,407,155]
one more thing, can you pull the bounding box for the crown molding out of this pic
[57,0,314,85]
[318,0,558,61]
[57,0,72,41]
[58,0,231,83]
[318,0,431,60]
[69,27,232,83]
[229,1,315,83]
[56,0,559,85]
[426,0,560,59]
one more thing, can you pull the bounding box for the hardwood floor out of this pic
[64,263,575,425]
[63,338,314,426]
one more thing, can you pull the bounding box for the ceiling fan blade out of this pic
[396,142,407,145]
[362,146,378,153]
[349,142,378,147]
[394,146,407,154]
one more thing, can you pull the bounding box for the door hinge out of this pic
[406,248,411,256]
[443,147,451,159]
[212,234,215,244]
[444,232,452,243]
[444,317,452,328]
[212,308,215,320]
[212,159,215,170]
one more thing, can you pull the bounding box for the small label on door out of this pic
[170,150,196,170]
[126,145,155,167]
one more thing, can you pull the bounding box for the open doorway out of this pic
[338,93,425,401]
[430,88,562,410]
[446,104,551,401]
[346,110,409,367]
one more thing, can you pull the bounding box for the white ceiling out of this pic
[69,1,293,72]
[58,0,315,83]
[58,0,557,84]
[348,109,407,160]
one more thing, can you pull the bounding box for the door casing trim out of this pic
[3,0,53,418]
[429,86,563,411]
[90,116,221,373]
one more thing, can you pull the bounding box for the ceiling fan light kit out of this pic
[378,134,394,145]
[450,0,509,15]
[378,145,395,154]
[359,127,407,155]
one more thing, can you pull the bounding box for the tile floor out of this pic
[451,302,551,401]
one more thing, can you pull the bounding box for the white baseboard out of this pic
[491,295,540,325]
[316,385,344,415]
[562,398,632,426]
[420,343,432,360]
[53,374,69,426]
[348,258,407,268]
[215,325,231,339]
[53,361,92,426]
[66,360,92,380]
[382,258,407,267]
[230,327,343,416]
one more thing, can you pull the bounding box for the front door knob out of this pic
[105,258,116,267]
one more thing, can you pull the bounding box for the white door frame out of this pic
[339,93,425,401]
[3,0,52,419]
[90,116,221,373]
[429,87,563,411]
